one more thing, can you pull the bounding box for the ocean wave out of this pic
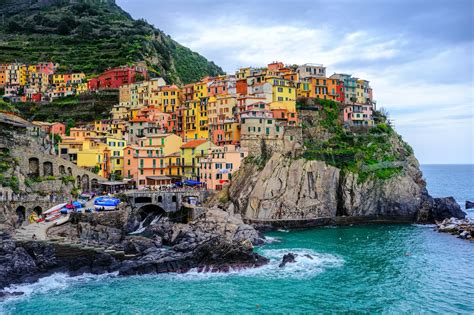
[262,236,282,244]
[0,249,343,305]
[151,248,344,281]
[1,272,118,305]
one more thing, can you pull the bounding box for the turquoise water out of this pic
[1,165,473,314]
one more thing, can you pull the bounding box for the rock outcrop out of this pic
[0,208,267,290]
[436,217,474,240]
[228,152,465,225]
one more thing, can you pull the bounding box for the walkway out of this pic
[14,220,56,241]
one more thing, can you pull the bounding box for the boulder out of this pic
[123,236,160,255]
[279,253,296,268]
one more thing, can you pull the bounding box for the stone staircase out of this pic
[14,220,56,241]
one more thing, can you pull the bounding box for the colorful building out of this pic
[199,145,248,190]
[180,140,212,179]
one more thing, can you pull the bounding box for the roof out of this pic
[147,133,174,138]
[181,139,207,149]
[0,112,32,128]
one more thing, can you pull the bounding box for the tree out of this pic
[6,20,22,32]
[57,20,72,35]
[66,118,75,136]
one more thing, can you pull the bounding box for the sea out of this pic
[1,165,473,314]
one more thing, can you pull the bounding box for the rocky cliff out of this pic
[226,104,465,226]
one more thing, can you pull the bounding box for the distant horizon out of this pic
[117,0,473,165]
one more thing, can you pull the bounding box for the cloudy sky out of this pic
[117,0,473,164]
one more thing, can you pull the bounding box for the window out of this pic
[277,87,283,92]
[267,120,272,124]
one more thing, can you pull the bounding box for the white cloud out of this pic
[174,18,401,72]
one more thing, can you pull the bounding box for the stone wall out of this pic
[240,126,303,158]
[0,123,105,193]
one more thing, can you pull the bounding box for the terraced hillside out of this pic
[0,0,224,84]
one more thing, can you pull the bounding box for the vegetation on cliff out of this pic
[0,148,19,193]
[13,92,118,122]
[300,99,414,183]
[0,0,224,84]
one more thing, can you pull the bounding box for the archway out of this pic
[67,167,72,176]
[157,195,163,203]
[28,158,40,177]
[76,175,81,187]
[59,165,65,175]
[43,161,53,176]
[81,174,90,191]
[15,206,26,224]
[129,204,167,234]
[136,204,166,221]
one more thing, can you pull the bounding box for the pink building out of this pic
[199,145,248,190]
[343,104,374,127]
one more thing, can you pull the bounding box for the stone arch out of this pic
[136,204,166,221]
[33,206,43,216]
[157,195,163,203]
[81,174,90,191]
[129,204,167,234]
[91,179,99,191]
[76,175,81,187]
[43,161,53,176]
[28,157,40,177]
[15,206,26,224]
[67,167,72,176]
[59,165,65,175]
[172,195,177,203]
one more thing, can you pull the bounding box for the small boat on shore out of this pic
[43,203,67,215]
[94,197,120,211]
[45,212,62,222]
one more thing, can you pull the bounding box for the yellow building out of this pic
[296,81,312,98]
[180,139,212,179]
[19,65,29,86]
[76,139,108,176]
[140,134,183,156]
[106,137,127,177]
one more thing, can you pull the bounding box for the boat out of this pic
[43,203,67,215]
[55,213,70,226]
[45,212,62,222]
[94,197,120,211]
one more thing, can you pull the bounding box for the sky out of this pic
[117,0,473,164]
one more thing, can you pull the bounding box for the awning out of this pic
[146,176,172,181]
[184,179,203,186]
[99,181,127,186]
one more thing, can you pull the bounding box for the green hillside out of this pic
[0,0,224,84]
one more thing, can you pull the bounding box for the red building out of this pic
[88,66,148,90]
[31,93,42,102]
[335,80,345,103]
[236,79,247,95]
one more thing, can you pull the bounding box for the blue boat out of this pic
[94,197,120,211]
